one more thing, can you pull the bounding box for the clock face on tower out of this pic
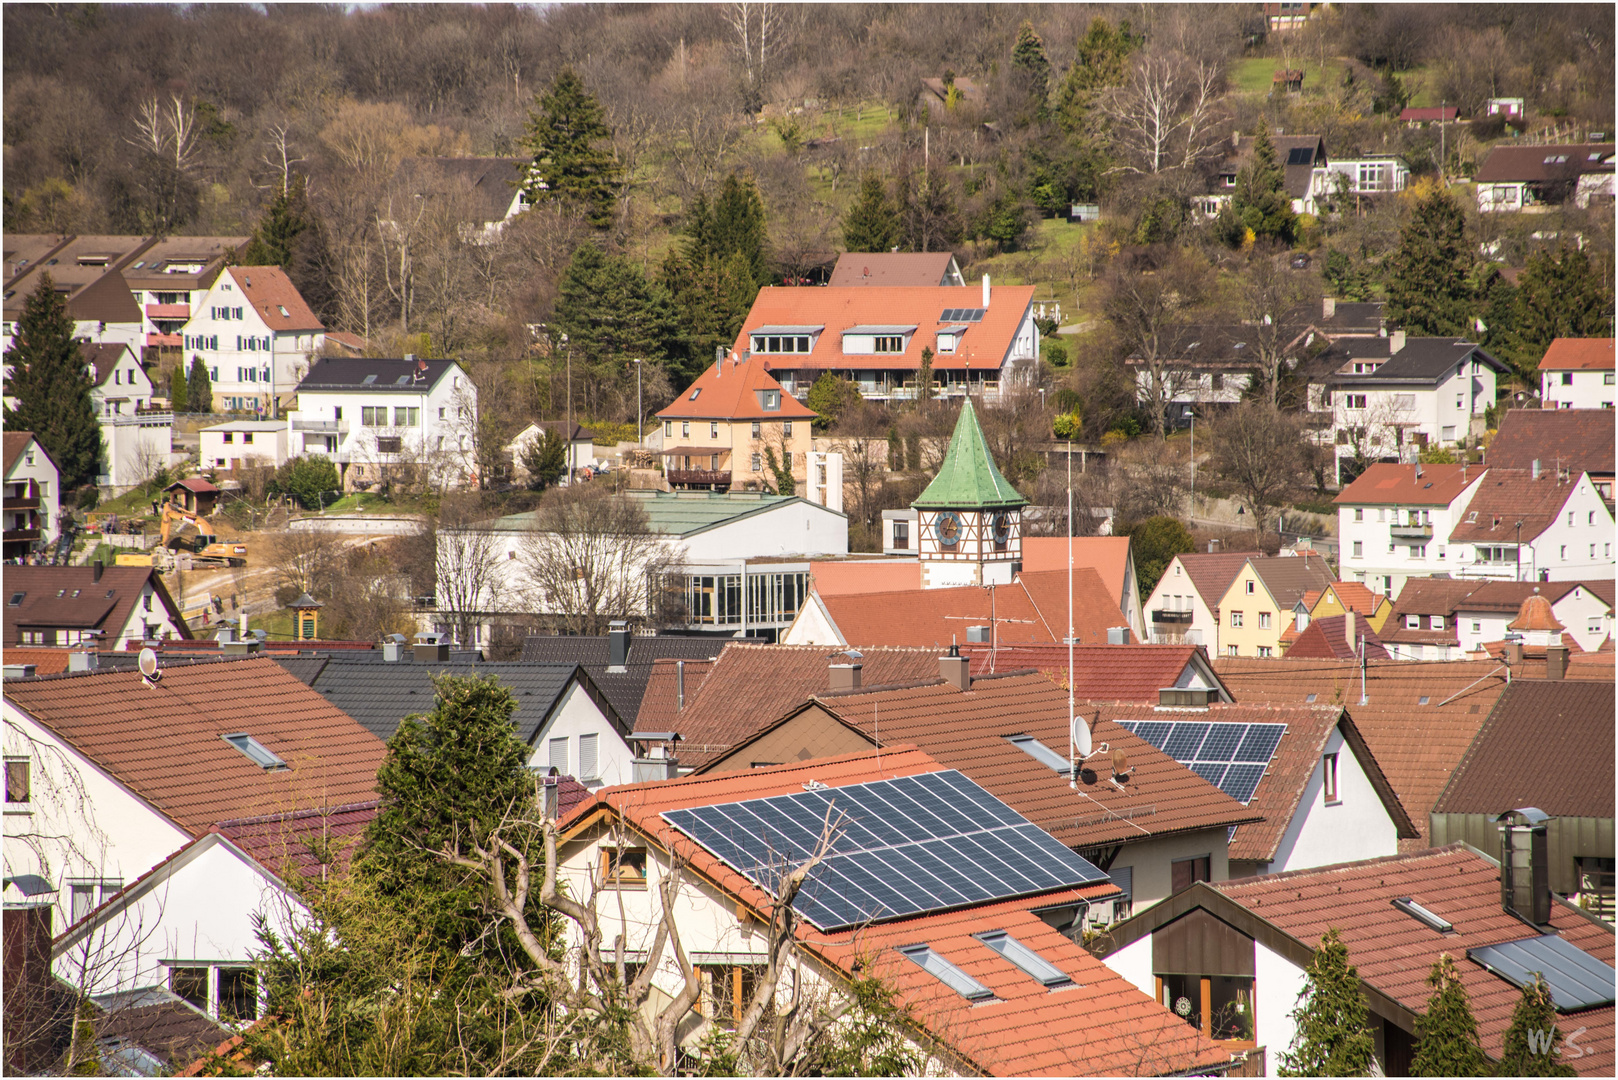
[992,512,1013,544]
[935,511,962,547]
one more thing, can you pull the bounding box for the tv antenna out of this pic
[137,647,161,689]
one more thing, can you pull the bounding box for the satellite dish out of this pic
[137,648,158,678]
[1071,714,1093,759]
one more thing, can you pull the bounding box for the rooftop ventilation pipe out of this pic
[1498,808,1552,927]
[608,621,631,671]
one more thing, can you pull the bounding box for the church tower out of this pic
[912,398,1027,590]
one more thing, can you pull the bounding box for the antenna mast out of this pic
[1067,438,1075,763]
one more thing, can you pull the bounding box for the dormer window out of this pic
[757,389,781,411]
[874,336,904,353]
[750,332,814,354]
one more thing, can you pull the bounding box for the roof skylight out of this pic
[899,944,994,1000]
[975,931,1073,987]
[1007,734,1069,774]
[1392,896,1453,933]
[222,733,288,771]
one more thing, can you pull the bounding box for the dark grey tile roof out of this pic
[295,356,461,393]
[1328,338,1507,384]
[518,635,755,721]
[297,658,599,744]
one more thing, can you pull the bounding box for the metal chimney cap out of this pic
[1495,807,1551,825]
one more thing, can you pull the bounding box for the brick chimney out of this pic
[829,654,863,692]
[1546,643,1567,680]
[939,646,969,691]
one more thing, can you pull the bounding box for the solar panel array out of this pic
[939,307,986,323]
[1115,720,1286,805]
[1468,934,1617,1012]
[661,770,1109,930]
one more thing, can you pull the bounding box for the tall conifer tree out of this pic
[1280,929,1377,1077]
[1387,187,1475,336]
[1497,973,1577,1077]
[2,273,102,489]
[521,68,620,229]
[1233,124,1297,245]
[1411,954,1488,1077]
[842,173,900,253]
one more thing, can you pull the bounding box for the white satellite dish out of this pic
[1071,714,1093,759]
[137,648,160,686]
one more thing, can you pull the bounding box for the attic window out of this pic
[1467,511,1477,522]
[690,387,701,400]
[1392,896,1453,933]
[1007,734,1069,774]
[1305,693,1317,703]
[1419,696,1430,705]
[8,593,23,606]
[278,305,289,316]
[362,374,378,384]
[221,734,288,771]
[395,375,410,385]
[131,261,145,269]
[974,931,1073,988]
[898,944,993,1001]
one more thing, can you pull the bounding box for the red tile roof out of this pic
[632,656,715,731]
[734,284,1036,373]
[1334,462,1481,506]
[1285,614,1391,660]
[827,252,958,287]
[665,645,948,767]
[1447,468,1585,543]
[1166,551,1254,608]
[766,673,1265,848]
[1509,592,1565,632]
[808,558,920,595]
[561,747,1233,1077]
[654,350,815,421]
[816,569,1128,650]
[1017,536,1133,608]
[213,801,379,882]
[166,476,221,495]
[958,642,1227,701]
[226,266,323,333]
[0,648,74,675]
[1245,552,1338,611]
[1486,408,1614,477]
[1212,846,1615,1075]
[1540,337,1616,371]
[3,657,385,836]
[1214,657,1512,849]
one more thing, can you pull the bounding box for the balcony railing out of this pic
[146,304,190,319]
[3,528,41,542]
[292,419,348,433]
[1152,609,1194,624]
[1390,523,1434,539]
[3,495,40,511]
[146,333,183,347]
[667,469,732,488]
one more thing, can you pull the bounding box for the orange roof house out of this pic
[733,281,1039,400]
[1539,337,1616,372]
[655,350,815,490]
[557,747,1237,1076]
[1279,580,1392,651]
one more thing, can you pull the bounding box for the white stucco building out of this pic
[1447,468,1615,582]
[1537,337,1615,409]
[1334,462,1489,596]
[3,432,60,561]
[180,266,325,414]
[200,421,291,473]
[286,355,478,492]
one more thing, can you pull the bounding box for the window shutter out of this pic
[1109,864,1132,903]
[548,737,568,774]
[579,734,599,780]
[235,307,243,320]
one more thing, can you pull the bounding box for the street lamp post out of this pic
[633,359,643,447]
[1185,405,1196,519]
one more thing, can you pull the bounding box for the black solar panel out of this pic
[1162,722,1211,760]
[1222,764,1267,804]
[940,307,986,322]
[1287,146,1315,165]
[661,770,1108,930]
[1197,725,1247,762]
[1235,725,1286,763]
[1133,721,1174,749]
[1468,934,1617,1012]
[1192,762,1229,787]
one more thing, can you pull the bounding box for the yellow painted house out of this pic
[1280,581,1394,653]
[1214,554,1336,658]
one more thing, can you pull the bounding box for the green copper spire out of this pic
[911,398,1028,510]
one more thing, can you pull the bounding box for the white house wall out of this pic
[3,702,193,935]
[1098,933,1154,999]
[5,442,61,547]
[1144,557,1219,650]
[1338,473,1487,596]
[1255,941,1306,1077]
[51,836,302,1011]
[99,414,176,492]
[182,277,324,412]
[1265,728,1398,874]
[680,504,848,562]
[780,594,845,646]
[528,681,632,790]
[1452,474,1614,582]
[1542,370,1615,409]
[200,425,290,472]
[288,368,477,490]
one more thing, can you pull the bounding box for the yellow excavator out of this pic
[158,502,249,567]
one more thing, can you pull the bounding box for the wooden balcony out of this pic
[146,333,183,348]
[4,527,41,542]
[146,304,191,319]
[667,469,732,489]
[4,494,40,511]
[1152,609,1194,624]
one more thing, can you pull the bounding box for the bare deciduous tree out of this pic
[432,495,505,649]
[1102,54,1225,176]
[518,483,679,635]
[1101,250,1214,439]
[127,95,199,175]
[1233,249,1320,408]
[1204,401,1311,538]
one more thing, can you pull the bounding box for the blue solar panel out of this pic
[1468,934,1617,1012]
[1162,722,1212,759]
[1192,762,1228,787]
[1196,724,1247,762]
[1133,721,1174,749]
[1114,720,1137,733]
[1221,763,1267,804]
[661,770,1109,930]
[1234,724,1286,763]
